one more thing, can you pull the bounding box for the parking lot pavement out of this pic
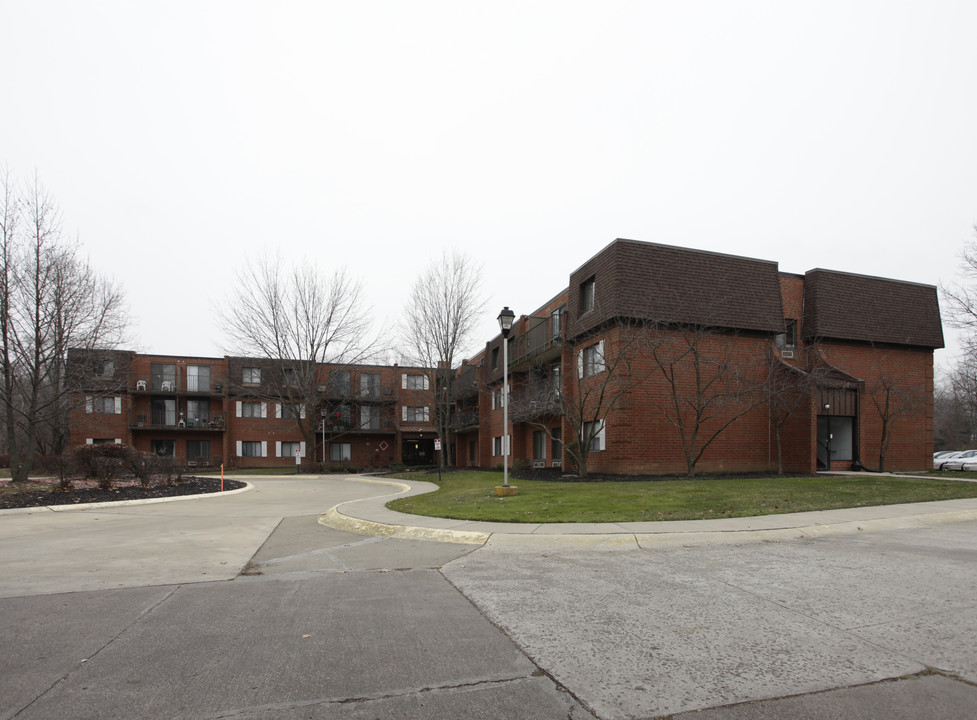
[1,572,596,720]
[442,520,977,719]
[3,475,977,719]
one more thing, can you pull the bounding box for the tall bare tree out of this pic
[219,256,378,455]
[399,251,485,466]
[1,169,129,481]
[941,225,977,352]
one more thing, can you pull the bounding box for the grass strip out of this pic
[385,470,977,523]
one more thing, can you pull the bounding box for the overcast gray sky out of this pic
[3,1,974,368]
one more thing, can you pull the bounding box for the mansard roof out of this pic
[568,239,785,337]
[803,269,944,349]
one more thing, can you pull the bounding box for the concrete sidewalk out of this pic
[320,474,977,548]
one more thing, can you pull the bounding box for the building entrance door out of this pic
[402,438,435,466]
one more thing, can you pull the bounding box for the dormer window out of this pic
[580,277,595,314]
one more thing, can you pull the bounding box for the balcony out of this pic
[509,313,564,371]
[451,365,479,401]
[130,412,226,431]
[355,383,396,402]
[509,382,562,422]
[131,374,227,395]
[450,407,479,431]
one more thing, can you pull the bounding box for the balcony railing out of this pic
[450,407,479,430]
[130,412,225,430]
[510,313,564,368]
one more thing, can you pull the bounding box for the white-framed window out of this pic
[236,401,267,418]
[275,403,306,420]
[86,396,122,414]
[777,319,798,349]
[277,441,306,458]
[493,435,510,456]
[492,387,506,409]
[578,340,606,378]
[329,442,352,462]
[237,440,267,458]
[402,373,430,390]
[583,419,606,452]
[242,367,261,385]
[402,406,430,422]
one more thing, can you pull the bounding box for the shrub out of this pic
[72,443,140,490]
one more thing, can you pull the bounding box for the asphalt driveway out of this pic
[1,474,975,719]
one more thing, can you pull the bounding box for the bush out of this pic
[71,443,139,490]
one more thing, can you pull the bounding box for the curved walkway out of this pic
[320,474,977,548]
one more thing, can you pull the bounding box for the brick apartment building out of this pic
[458,239,943,475]
[68,239,943,475]
[68,353,440,469]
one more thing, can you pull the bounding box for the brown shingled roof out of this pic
[568,239,784,337]
[803,269,944,348]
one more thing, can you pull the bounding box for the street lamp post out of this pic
[498,306,515,488]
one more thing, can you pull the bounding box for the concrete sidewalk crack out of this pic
[10,586,180,719]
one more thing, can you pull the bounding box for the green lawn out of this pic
[385,470,977,523]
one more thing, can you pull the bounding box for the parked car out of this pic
[934,451,964,469]
[940,449,977,471]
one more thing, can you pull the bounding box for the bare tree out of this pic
[649,324,771,478]
[1,170,129,481]
[865,350,922,472]
[941,225,977,351]
[510,321,656,477]
[399,251,485,466]
[219,255,378,456]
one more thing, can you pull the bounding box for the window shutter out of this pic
[299,441,306,457]
[86,396,93,414]
[236,401,242,418]
[236,441,242,456]
[114,438,122,444]
[86,438,94,445]
[260,441,268,457]
[260,402,267,418]
[275,403,282,419]
[402,374,407,389]
[402,406,408,421]
[114,397,122,415]
[596,340,606,373]
[276,441,282,457]
[423,375,430,390]
[300,406,306,419]
[577,350,583,378]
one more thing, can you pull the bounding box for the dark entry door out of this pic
[402,438,435,466]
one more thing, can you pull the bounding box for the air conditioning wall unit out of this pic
[317,385,327,393]
[552,461,562,469]
[781,350,794,359]
[533,461,545,469]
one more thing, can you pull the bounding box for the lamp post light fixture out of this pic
[497,306,515,491]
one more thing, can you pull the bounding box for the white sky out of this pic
[2,1,975,370]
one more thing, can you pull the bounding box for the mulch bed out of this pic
[0,476,247,510]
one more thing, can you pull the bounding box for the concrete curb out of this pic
[0,481,254,516]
